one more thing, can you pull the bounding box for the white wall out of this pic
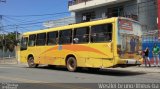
[73,0,157,32]
[138,0,157,31]
[75,0,137,23]
[69,0,130,12]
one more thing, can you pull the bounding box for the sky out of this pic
[0,0,70,33]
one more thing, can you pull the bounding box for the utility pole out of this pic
[15,25,19,64]
[15,25,18,42]
[0,0,7,60]
[0,15,4,60]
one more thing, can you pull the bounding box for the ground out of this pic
[0,64,160,89]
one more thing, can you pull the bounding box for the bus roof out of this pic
[22,17,139,35]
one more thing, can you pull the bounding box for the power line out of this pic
[3,12,70,17]
[2,0,154,24]
[1,15,73,28]
[0,11,71,28]
[0,0,158,33]
[3,13,71,25]
[0,12,71,31]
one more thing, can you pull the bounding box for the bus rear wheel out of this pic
[66,57,77,72]
[27,56,38,68]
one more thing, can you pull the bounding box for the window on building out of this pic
[82,12,95,22]
[59,30,72,45]
[74,27,89,44]
[47,31,58,45]
[91,24,112,43]
[36,33,46,46]
[131,14,138,21]
[102,12,107,18]
[107,6,124,18]
[28,34,36,46]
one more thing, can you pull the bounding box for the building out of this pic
[43,16,75,28]
[68,0,157,32]
[44,0,157,31]
[158,0,160,39]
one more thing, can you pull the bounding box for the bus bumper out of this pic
[117,59,142,67]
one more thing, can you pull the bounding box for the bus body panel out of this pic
[20,51,28,63]
[20,17,142,69]
[40,43,114,68]
[20,36,29,63]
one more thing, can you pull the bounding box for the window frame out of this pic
[28,34,36,47]
[36,33,46,46]
[90,23,113,43]
[20,37,28,50]
[82,11,95,22]
[59,29,72,45]
[47,31,58,45]
[73,27,90,44]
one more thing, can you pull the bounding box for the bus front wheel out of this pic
[27,56,38,68]
[66,57,77,72]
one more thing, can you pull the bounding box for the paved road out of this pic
[0,64,160,89]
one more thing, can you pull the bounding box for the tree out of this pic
[0,31,20,52]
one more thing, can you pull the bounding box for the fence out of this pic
[142,30,160,58]
[0,31,19,64]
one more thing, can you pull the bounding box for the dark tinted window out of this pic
[28,34,36,46]
[20,37,28,50]
[47,31,58,45]
[59,30,72,44]
[74,27,89,44]
[36,33,46,46]
[91,24,112,42]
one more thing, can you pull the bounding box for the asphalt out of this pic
[0,60,160,73]
[0,64,160,89]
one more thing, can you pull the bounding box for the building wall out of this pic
[75,0,137,22]
[68,0,130,11]
[138,0,157,31]
[73,0,157,31]
[43,16,75,28]
[158,0,160,38]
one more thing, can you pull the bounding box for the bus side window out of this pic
[28,34,36,46]
[59,30,72,45]
[36,33,46,46]
[20,37,28,50]
[74,27,89,44]
[91,23,112,43]
[47,31,58,45]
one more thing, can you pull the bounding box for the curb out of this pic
[113,66,160,73]
[0,60,18,65]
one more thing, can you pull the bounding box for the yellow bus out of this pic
[20,17,143,72]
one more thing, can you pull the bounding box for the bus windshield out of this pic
[117,19,142,59]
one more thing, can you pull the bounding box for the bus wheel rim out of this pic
[68,58,76,70]
[28,57,34,66]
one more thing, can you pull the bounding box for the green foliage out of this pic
[0,32,20,52]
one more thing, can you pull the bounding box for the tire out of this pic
[27,56,38,68]
[66,57,77,72]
